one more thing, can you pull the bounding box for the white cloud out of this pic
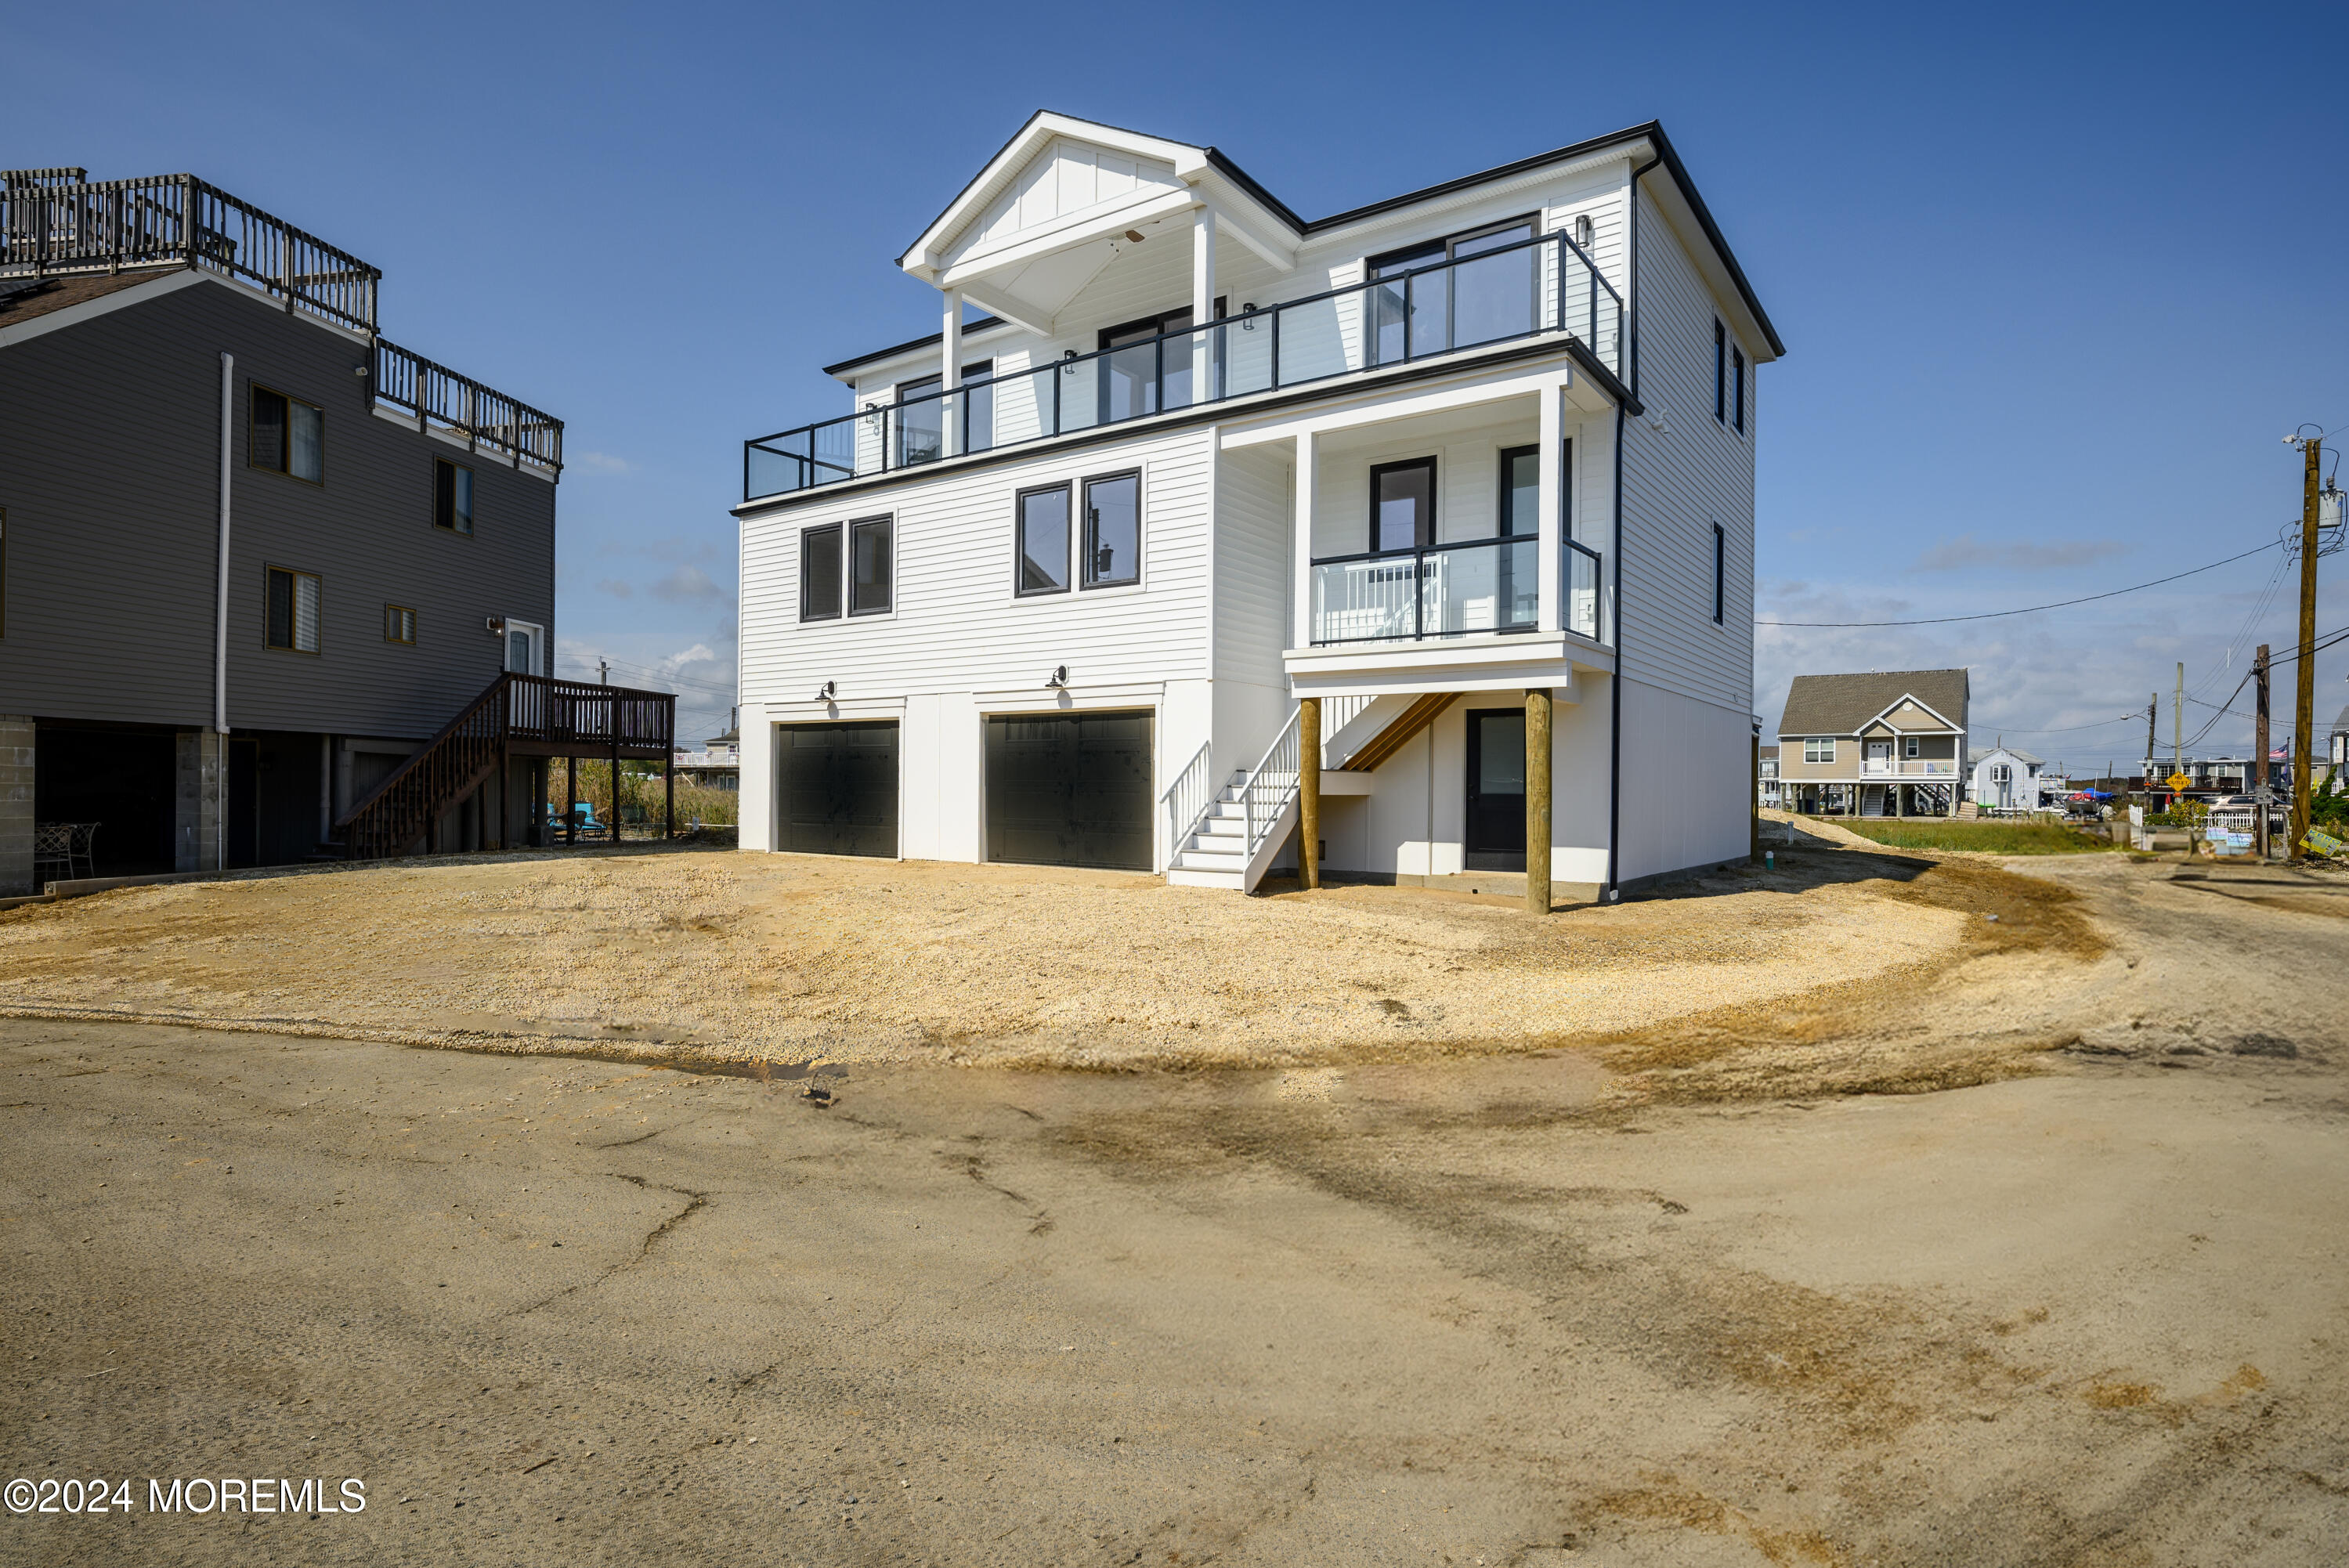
[649,566,723,603]
[573,450,632,475]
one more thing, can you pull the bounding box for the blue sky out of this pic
[20,1,2347,765]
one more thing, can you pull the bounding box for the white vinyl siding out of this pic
[1617,182,1755,714]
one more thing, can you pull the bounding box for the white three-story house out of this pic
[732,114,1780,903]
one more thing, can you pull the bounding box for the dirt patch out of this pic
[0,846,1979,1072]
[1581,857,2106,1103]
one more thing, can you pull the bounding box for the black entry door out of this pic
[781,721,898,857]
[1465,708,1527,871]
[985,710,1153,871]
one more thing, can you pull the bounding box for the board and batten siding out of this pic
[0,273,555,738]
[739,425,1219,708]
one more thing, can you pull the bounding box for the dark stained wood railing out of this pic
[334,674,677,861]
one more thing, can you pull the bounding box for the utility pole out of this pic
[598,658,609,687]
[2290,435,2322,859]
[2173,662,2185,794]
[2146,696,2158,797]
[2254,644,2271,859]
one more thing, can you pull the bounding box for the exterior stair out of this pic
[1167,772,1277,890]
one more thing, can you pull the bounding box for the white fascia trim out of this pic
[936,185,1198,289]
[1862,694,1962,733]
[1219,359,1578,451]
[0,268,207,349]
[970,681,1165,711]
[765,696,908,722]
[907,114,1212,276]
[1284,631,1613,694]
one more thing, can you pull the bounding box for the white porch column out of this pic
[737,703,775,853]
[941,291,963,456]
[1191,205,1216,404]
[1292,430,1317,649]
[1537,381,1564,634]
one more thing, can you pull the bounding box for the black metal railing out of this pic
[1306,535,1606,646]
[744,229,1624,502]
[373,338,564,475]
[2,170,380,333]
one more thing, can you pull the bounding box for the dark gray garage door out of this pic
[985,710,1153,871]
[781,721,898,857]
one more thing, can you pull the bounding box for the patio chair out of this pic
[570,802,608,840]
[33,822,73,886]
[66,822,98,879]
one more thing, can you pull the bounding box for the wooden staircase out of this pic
[334,673,678,861]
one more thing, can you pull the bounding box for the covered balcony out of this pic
[743,225,1622,503]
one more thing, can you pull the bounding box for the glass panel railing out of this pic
[1310,538,1539,645]
[1567,540,1603,642]
[743,232,1627,501]
[1421,537,1538,636]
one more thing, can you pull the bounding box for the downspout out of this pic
[1606,153,1663,904]
[215,352,233,733]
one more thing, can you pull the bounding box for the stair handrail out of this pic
[1241,707,1304,862]
[1159,740,1216,862]
[334,671,511,834]
[1318,693,1374,768]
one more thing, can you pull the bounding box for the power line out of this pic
[1757,538,2284,627]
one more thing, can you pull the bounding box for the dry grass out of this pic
[0,845,2029,1074]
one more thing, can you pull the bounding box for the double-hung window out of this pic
[1903,737,1921,760]
[1805,737,1836,765]
[1017,484,1071,595]
[1082,471,1140,587]
[799,523,843,621]
[435,459,475,534]
[1711,522,1726,624]
[266,566,321,652]
[385,604,417,645]
[848,515,893,615]
[1017,471,1142,594]
[251,385,323,483]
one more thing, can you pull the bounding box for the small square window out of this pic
[799,523,842,621]
[1903,736,1921,759]
[1017,484,1071,595]
[251,385,323,482]
[434,460,475,534]
[849,515,892,615]
[266,566,321,652]
[385,604,417,645]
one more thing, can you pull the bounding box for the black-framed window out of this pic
[1082,471,1140,588]
[896,360,994,464]
[849,515,893,616]
[1732,345,1747,434]
[799,523,843,621]
[1498,446,1540,537]
[1370,457,1435,552]
[434,458,474,534]
[1713,320,1727,424]
[1017,484,1071,595]
[1097,303,1222,422]
[1368,216,1541,363]
[250,384,323,483]
[1366,213,1541,277]
[1711,522,1726,624]
[266,565,320,652]
[385,604,417,645]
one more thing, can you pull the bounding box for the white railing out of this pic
[1159,741,1216,865]
[1862,758,1957,778]
[1242,708,1304,865]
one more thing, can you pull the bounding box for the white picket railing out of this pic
[1159,741,1216,866]
[1242,709,1304,865]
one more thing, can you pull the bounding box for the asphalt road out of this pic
[3,856,2345,1566]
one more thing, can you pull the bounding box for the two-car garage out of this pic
[775,710,1153,872]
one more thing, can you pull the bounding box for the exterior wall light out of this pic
[1045,666,1067,689]
[814,680,837,700]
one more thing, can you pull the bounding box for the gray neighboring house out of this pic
[1773,668,1969,818]
[0,168,564,894]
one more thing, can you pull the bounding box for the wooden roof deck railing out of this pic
[335,673,677,861]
